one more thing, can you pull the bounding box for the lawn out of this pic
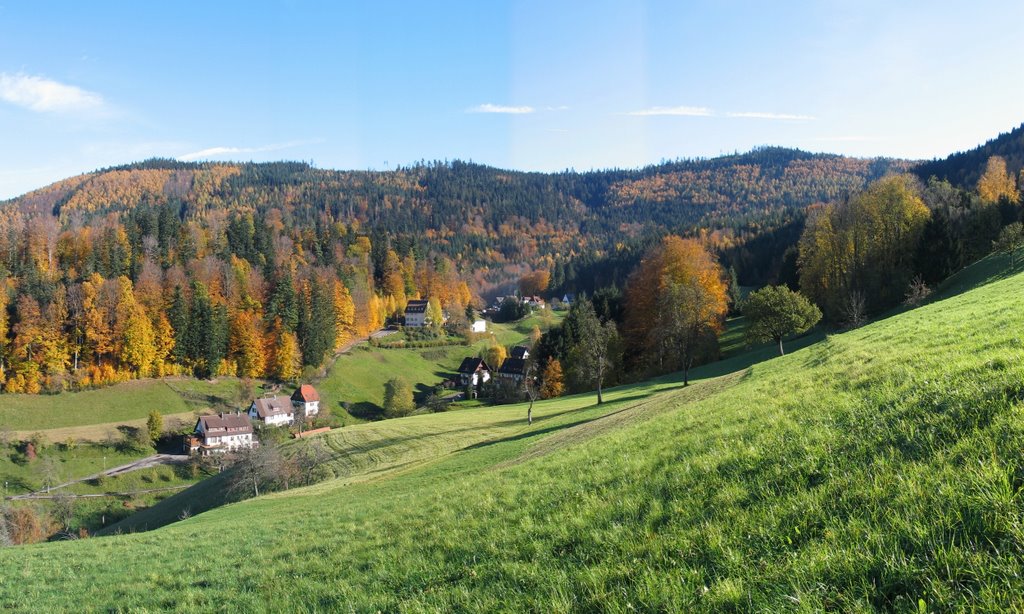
[4,255,1024,610]
[0,376,262,434]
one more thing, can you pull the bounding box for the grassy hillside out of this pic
[5,266,1024,610]
[0,377,254,437]
[317,312,560,419]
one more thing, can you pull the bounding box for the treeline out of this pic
[0,201,473,393]
[5,149,905,298]
[528,153,1023,402]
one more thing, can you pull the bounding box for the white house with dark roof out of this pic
[190,412,255,455]
[404,299,429,327]
[509,346,530,360]
[291,384,320,417]
[248,396,294,427]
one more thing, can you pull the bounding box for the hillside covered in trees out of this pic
[1,125,1022,396]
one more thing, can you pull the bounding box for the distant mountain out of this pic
[915,123,1024,189]
[1,149,909,292]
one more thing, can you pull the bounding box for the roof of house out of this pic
[405,299,429,314]
[291,384,320,403]
[510,346,530,360]
[196,412,253,435]
[250,396,293,419]
[457,357,490,374]
[498,357,528,376]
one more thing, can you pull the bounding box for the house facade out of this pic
[509,346,530,360]
[248,396,295,426]
[496,357,528,383]
[471,319,487,333]
[405,299,429,327]
[291,384,320,417]
[457,357,491,387]
[190,412,255,455]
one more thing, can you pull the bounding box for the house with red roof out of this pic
[291,384,321,417]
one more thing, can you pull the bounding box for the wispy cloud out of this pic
[177,139,324,162]
[626,106,713,117]
[0,73,105,113]
[625,105,814,121]
[466,103,535,114]
[725,111,816,121]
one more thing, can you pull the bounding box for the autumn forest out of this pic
[1,123,1023,395]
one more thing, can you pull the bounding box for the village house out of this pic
[510,345,530,360]
[291,384,320,417]
[496,357,528,383]
[404,299,430,327]
[457,357,492,396]
[471,319,487,333]
[248,396,295,426]
[188,412,255,455]
[523,296,546,309]
[561,293,575,306]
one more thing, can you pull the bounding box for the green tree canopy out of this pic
[743,285,822,356]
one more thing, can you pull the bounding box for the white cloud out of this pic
[725,111,816,121]
[626,105,713,117]
[0,73,105,113]
[177,139,323,162]
[466,103,535,114]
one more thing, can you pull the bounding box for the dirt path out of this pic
[9,453,189,500]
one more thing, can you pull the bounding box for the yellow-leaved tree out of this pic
[977,156,1020,205]
[624,235,728,382]
[799,174,930,321]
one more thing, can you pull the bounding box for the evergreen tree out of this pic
[267,270,299,332]
[168,286,188,364]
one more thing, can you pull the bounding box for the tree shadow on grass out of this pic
[346,401,383,421]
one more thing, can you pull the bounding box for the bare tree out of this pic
[523,359,539,425]
[844,290,867,328]
[903,276,931,307]
[227,444,283,499]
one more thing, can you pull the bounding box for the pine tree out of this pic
[167,285,188,364]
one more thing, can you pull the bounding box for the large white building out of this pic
[190,412,255,455]
[404,299,429,327]
[248,396,295,427]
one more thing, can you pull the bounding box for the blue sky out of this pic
[1,0,1023,199]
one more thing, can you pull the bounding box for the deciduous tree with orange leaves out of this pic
[624,235,728,383]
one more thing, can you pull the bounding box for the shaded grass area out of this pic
[5,261,1024,610]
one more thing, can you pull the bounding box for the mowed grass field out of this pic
[5,256,1024,610]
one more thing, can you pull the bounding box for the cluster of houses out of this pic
[455,345,530,398]
[186,385,322,455]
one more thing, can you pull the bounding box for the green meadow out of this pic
[3,255,1024,610]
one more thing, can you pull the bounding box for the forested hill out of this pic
[915,122,1024,189]
[1,149,908,292]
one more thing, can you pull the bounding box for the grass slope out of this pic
[5,273,1024,610]
[0,377,256,435]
